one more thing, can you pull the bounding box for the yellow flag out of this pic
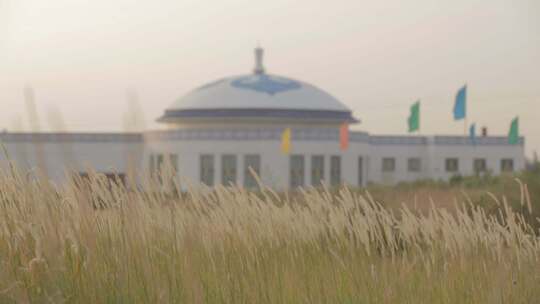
[281,128,291,154]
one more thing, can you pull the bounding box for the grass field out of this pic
[0,166,539,303]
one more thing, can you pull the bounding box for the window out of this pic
[330,156,341,186]
[151,153,165,182]
[311,155,325,186]
[244,154,261,188]
[445,158,459,172]
[156,154,164,171]
[200,154,214,186]
[149,154,155,177]
[501,159,514,172]
[382,158,395,172]
[358,157,364,186]
[169,154,178,173]
[161,154,178,174]
[160,154,179,189]
[290,155,305,188]
[221,154,237,186]
[151,154,177,183]
[473,158,486,173]
[407,158,421,172]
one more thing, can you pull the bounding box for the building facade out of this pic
[0,48,525,188]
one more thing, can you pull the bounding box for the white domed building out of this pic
[0,48,526,188]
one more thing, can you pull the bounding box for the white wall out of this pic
[366,143,429,185]
[428,143,525,180]
[144,132,525,189]
[0,136,143,184]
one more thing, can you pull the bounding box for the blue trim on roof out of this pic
[157,108,359,123]
[230,74,301,95]
[0,130,523,146]
[144,129,524,146]
[370,136,427,145]
[433,136,525,146]
[0,132,142,143]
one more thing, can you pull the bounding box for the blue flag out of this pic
[454,85,467,120]
[469,123,476,143]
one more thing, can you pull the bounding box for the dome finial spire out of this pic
[253,45,265,75]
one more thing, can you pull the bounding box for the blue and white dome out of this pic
[158,48,358,124]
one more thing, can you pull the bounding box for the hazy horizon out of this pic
[1,0,539,156]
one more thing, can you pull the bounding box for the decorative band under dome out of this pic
[157,108,359,123]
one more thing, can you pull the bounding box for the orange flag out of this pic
[340,123,349,150]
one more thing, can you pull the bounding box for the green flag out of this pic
[508,117,519,144]
[408,101,420,133]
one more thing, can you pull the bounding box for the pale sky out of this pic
[0,0,539,156]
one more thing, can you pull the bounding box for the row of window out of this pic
[200,154,261,188]
[290,155,342,188]
[149,153,260,187]
[149,153,515,188]
[200,154,342,188]
[381,157,514,173]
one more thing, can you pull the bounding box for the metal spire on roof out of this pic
[253,45,265,75]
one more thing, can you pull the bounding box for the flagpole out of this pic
[418,100,421,136]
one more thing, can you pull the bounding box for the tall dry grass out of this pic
[0,165,539,303]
